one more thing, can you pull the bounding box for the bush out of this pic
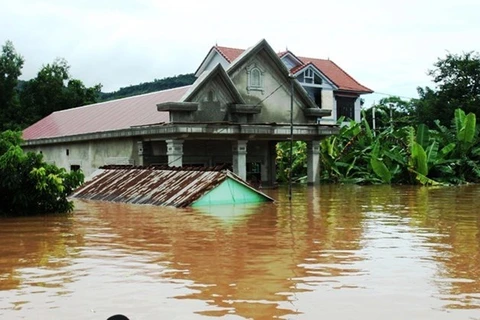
[0,130,84,216]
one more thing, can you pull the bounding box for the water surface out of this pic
[1,185,479,319]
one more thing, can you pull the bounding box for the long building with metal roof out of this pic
[22,39,372,185]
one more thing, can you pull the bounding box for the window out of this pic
[336,96,356,120]
[246,63,264,93]
[304,69,314,83]
[301,68,323,85]
[304,87,322,108]
[251,69,261,88]
[70,165,80,172]
[208,90,214,101]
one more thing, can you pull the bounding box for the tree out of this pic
[99,73,196,101]
[364,96,416,130]
[0,41,24,131]
[319,109,480,185]
[415,51,480,126]
[0,130,84,216]
[20,58,101,125]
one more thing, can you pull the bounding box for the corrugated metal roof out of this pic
[22,86,190,141]
[71,166,273,207]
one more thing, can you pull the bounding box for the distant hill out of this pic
[99,73,196,101]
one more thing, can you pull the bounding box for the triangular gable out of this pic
[194,46,244,77]
[182,63,245,104]
[226,39,320,111]
[192,171,274,206]
[279,51,303,70]
[298,57,373,94]
[292,63,338,90]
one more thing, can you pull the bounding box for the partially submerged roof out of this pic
[22,86,190,141]
[208,45,372,94]
[71,165,274,207]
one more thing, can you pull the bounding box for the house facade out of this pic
[22,39,372,185]
[196,44,373,123]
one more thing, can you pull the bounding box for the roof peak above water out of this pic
[210,42,372,94]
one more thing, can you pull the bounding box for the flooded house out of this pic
[71,165,274,207]
[22,39,372,186]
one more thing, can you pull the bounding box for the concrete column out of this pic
[260,143,269,184]
[232,140,248,180]
[307,140,321,185]
[166,139,184,167]
[137,141,145,166]
[354,97,362,122]
[261,141,277,186]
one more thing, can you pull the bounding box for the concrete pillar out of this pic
[232,140,248,180]
[137,141,145,166]
[166,139,184,167]
[307,140,321,185]
[261,141,277,186]
[354,96,362,122]
[261,144,269,184]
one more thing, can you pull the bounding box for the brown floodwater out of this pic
[1,185,480,320]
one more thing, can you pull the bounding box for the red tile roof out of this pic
[23,86,190,141]
[215,46,372,93]
[298,56,373,93]
[214,46,244,63]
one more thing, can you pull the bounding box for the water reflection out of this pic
[0,185,479,319]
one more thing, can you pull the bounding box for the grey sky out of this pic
[1,0,479,107]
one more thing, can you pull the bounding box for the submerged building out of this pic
[71,165,274,207]
[22,39,372,186]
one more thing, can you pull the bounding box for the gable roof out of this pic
[182,63,244,103]
[215,46,244,63]
[298,56,373,93]
[225,39,322,111]
[71,166,274,207]
[208,45,372,94]
[22,86,190,141]
[289,62,338,89]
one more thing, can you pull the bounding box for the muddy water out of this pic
[1,185,479,320]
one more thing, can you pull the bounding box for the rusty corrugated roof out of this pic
[71,166,273,207]
[22,86,190,141]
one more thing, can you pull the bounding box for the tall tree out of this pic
[20,58,101,125]
[0,41,24,131]
[415,51,480,126]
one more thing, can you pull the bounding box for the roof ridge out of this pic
[100,164,228,171]
[55,85,192,114]
[214,46,245,63]
[299,55,373,93]
[322,59,373,92]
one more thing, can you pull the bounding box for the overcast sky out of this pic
[1,0,479,107]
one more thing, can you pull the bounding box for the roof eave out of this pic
[194,46,228,77]
[185,63,245,104]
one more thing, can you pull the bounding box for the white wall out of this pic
[24,138,136,178]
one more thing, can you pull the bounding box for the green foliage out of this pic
[0,41,25,131]
[364,96,416,129]
[276,141,307,183]
[0,130,84,216]
[319,108,480,185]
[415,51,480,126]
[20,58,102,125]
[99,74,196,101]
